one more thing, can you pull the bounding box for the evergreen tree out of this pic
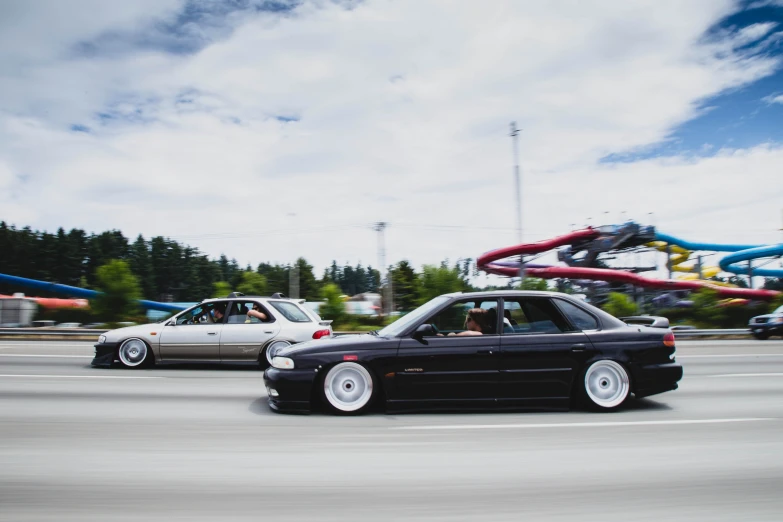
[92,260,142,322]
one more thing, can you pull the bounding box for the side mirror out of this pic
[412,323,435,344]
[166,320,175,326]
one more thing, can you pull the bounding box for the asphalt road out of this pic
[1,339,783,521]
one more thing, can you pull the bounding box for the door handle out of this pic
[207,332,218,336]
[264,330,274,334]
[477,349,494,354]
[571,344,586,352]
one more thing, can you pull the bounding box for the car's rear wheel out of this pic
[580,360,630,411]
[260,340,291,370]
[752,332,769,340]
[322,362,376,415]
[117,338,152,369]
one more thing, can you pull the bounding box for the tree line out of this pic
[0,222,483,310]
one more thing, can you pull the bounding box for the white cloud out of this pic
[763,93,783,104]
[0,0,782,282]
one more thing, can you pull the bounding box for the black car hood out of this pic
[277,334,386,357]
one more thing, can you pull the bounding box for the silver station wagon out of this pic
[92,292,333,369]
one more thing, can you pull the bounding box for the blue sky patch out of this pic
[69,124,91,133]
[601,1,783,164]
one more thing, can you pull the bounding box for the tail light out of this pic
[663,332,675,347]
[313,329,331,339]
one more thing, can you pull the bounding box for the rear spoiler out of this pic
[319,320,333,326]
[620,316,670,328]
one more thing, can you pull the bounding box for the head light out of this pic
[271,357,295,370]
[98,335,107,344]
[771,316,783,324]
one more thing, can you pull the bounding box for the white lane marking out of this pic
[678,354,783,358]
[707,373,783,378]
[0,374,161,379]
[392,418,776,431]
[0,354,92,358]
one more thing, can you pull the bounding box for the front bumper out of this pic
[91,342,118,367]
[631,362,683,399]
[749,323,783,336]
[263,367,319,414]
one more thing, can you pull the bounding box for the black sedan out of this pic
[263,291,683,415]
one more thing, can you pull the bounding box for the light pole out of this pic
[510,122,524,281]
[288,213,299,299]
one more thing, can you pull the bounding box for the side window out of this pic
[176,306,204,325]
[502,298,569,334]
[270,301,311,323]
[426,299,499,335]
[226,301,274,324]
[554,299,599,331]
[175,302,225,325]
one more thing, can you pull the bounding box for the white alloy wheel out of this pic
[583,360,630,410]
[323,362,375,414]
[264,340,291,366]
[118,338,149,368]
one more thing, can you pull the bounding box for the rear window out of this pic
[269,301,311,323]
[554,299,599,331]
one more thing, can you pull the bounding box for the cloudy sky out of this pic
[1,0,782,283]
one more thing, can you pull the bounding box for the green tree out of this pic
[295,257,321,300]
[212,281,232,297]
[416,263,465,305]
[237,271,268,296]
[518,277,549,291]
[690,288,729,328]
[257,262,289,294]
[391,260,419,312]
[768,293,783,313]
[601,292,638,318]
[319,283,346,323]
[92,260,142,322]
[128,235,155,299]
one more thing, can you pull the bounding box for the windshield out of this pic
[775,305,783,315]
[377,296,451,337]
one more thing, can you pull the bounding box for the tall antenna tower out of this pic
[510,122,525,281]
[373,222,393,315]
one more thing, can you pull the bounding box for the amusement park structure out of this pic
[0,273,186,312]
[478,222,782,302]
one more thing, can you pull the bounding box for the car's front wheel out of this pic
[752,332,769,340]
[580,360,630,411]
[117,338,152,369]
[322,362,376,415]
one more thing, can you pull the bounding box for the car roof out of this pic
[198,295,306,304]
[440,290,575,299]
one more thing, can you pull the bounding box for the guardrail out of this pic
[672,328,750,337]
[0,328,107,337]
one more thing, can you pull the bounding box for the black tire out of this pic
[321,362,377,415]
[578,359,630,411]
[117,338,152,369]
[752,333,769,340]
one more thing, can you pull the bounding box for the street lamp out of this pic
[288,213,299,299]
